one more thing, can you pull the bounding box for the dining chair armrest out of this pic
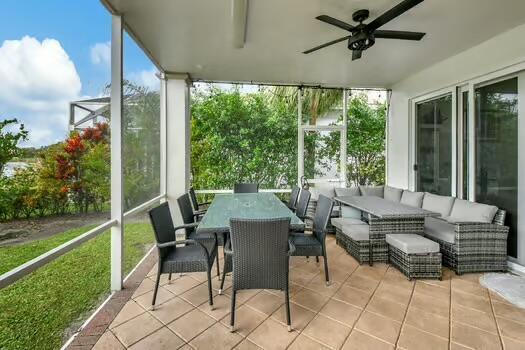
[194,209,207,215]
[157,239,196,249]
[224,239,233,256]
[288,237,296,256]
[173,222,199,231]
[200,201,212,206]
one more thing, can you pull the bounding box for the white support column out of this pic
[166,74,191,223]
[341,89,348,187]
[110,15,124,291]
[159,73,168,199]
[297,88,304,186]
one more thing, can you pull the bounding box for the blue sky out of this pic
[0,0,157,147]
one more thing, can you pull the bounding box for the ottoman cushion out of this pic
[386,233,440,254]
[342,224,370,241]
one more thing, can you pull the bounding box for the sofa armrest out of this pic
[454,222,509,241]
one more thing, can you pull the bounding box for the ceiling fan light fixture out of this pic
[347,32,375,51]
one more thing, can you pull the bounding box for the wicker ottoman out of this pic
[386,234,442,280]
[336,224,388,265]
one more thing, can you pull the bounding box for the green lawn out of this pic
[0,222,154,350]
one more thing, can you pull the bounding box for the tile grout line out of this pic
[336,264,390,349]
[488,290,505,350]
[283,259,358,350]
[449,274,453,350]
[393,268,417,349]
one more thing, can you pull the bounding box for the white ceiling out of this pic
[105,0,525,88]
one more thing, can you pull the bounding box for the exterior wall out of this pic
[388,22,525,189]
[387,23,525,266]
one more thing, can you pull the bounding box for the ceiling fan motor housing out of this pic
[347,31,375,51]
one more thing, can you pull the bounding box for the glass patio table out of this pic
[196,192,305,235]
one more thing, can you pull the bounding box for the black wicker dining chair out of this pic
[295,189,311,220]
[225,217,295,332]
[283,185,301,210]
[233,183,259,193]
[148,202,217,310]
[290,194,334,285]
[189,187,211,217]
[177,193,221,277]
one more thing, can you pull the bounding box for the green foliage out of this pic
[122,81,161,210]
[322,93,386,185]
[0,119,28,175]
[191,86,297,189]
[0,222,154,350]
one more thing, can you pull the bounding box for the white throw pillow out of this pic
[384,186,403,202]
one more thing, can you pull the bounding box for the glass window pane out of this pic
[475,77,518,257]
[416,94,452,195]
[462,90,469,199]
[123,33,161,211]
[304,130,340,181]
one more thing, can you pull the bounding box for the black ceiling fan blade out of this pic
[316,15,354,32]
[352,50,362,61]
[303,35,351,54]
[367,0,425,31]
[374,30,425,40]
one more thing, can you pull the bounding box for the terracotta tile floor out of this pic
[93,236,525,350]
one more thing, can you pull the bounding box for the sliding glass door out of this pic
[475,77,518,257]
[415,94,453,195]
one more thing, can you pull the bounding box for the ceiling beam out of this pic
[231,0,249,48]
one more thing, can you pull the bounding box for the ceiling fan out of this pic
[303,0,426,60]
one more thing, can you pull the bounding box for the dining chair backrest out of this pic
[229,217,290,290]
[149,202,176,256]
[288,186,301,209]
[177,193,197,237]
[312,195,334,244]
[295,189,311,219]
[233,183,259,193]
[188,187,199,211]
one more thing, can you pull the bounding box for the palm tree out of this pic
[268,86,343,125]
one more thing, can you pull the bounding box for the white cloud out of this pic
[90,41,111,66]
[128,67,160,91]
[0,36,82,147]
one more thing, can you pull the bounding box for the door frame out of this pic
[409,87,457,196]
[298,89,348,187]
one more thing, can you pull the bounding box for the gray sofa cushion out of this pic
[449,199,498,223]
[386,233,440,254]
[359,186,384,198]
[384,186,403,202]
[341,224,370,241]
[424,217,455,244]
[334,187,360,197]
[331,217,366,230]
[400,190,425,208]
[422,193,455,217]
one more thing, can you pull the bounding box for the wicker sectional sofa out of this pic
[328,184,510,274]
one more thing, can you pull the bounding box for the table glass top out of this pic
[197,193,304,233]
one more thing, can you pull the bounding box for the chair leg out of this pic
[219,262,227,294]
[207,267,214,309]
[315,256,319,263]
[152,264,162,310]
[323,251,330,286]
[285,287,292,332]
[229,290,237,332]
[168,272,172,284]
[216,251,221,279]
